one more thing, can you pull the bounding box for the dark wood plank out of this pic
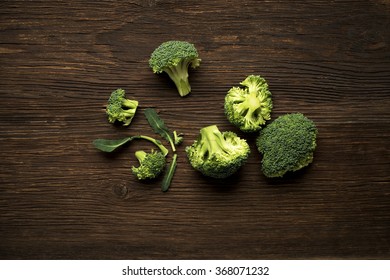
[0,0,389,259]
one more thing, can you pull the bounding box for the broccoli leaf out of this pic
[93,135,168,156]
[93,137,135,152]
[144,108,176,152]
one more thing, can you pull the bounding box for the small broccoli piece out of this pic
[131,150,166,180]
[185,125,250,178]
[173,131,183,146]
[225,75,273,133]
[149,40,201,97]
[256,113,317,178]
[106,88,138,126]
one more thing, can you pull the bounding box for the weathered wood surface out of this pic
[0,0,389,259]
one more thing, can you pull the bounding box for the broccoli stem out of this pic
[161,153,177,192]
[134,150,147,162]
[122,99,138,109]
[199,125,226,158]
[164,60,191,97]
[242,91,262,119]
[136,135,169,156]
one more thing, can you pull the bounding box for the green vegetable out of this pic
[149,40,201,97]
[185,125,250,178]
[132,150,166,180]
[256,113,317,178]
[144,108,182,192]
[161,154,178,192]
[92,135,168,156]
[173,131,183,146]
[94,108,182,192]
[106,88,138,126]
[225,75,273,133]
[144,108,179,152]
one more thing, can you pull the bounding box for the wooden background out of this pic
[1,0,389,260]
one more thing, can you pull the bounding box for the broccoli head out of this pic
[256,113,317,178]
[225,75,273,133]
[131,150,166,180]
[106,88,138,126]
[185,125,250,178]
[149,40,201,97]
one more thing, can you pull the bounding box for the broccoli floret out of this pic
[256,113,317,178]
[185,125,250,178]
[106,88,138,126]
[131,150,166,180]
[225,75,273,133]
[149,40,201,97]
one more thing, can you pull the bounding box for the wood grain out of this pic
[0,0,389,259]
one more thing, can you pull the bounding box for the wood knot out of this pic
[112,184,129,199]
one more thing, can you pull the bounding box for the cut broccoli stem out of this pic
[241,91,262,121]
[199,125,227,157]
[164,60,192,97]
[134,150,147,162]
[121,99,139,109]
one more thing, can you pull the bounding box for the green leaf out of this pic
[92,135,168,156]
[144,108,176,152]
[92,137,135,152]
[161,153,178,192]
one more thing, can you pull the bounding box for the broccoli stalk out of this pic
[106,88,138,126]
[134,135,169,156]
[163,58,199,97]
[185,125,250,178]
[161,153,177,192]
[149,40,201,97]
[225,75,273,132]
[132,150,166,180]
